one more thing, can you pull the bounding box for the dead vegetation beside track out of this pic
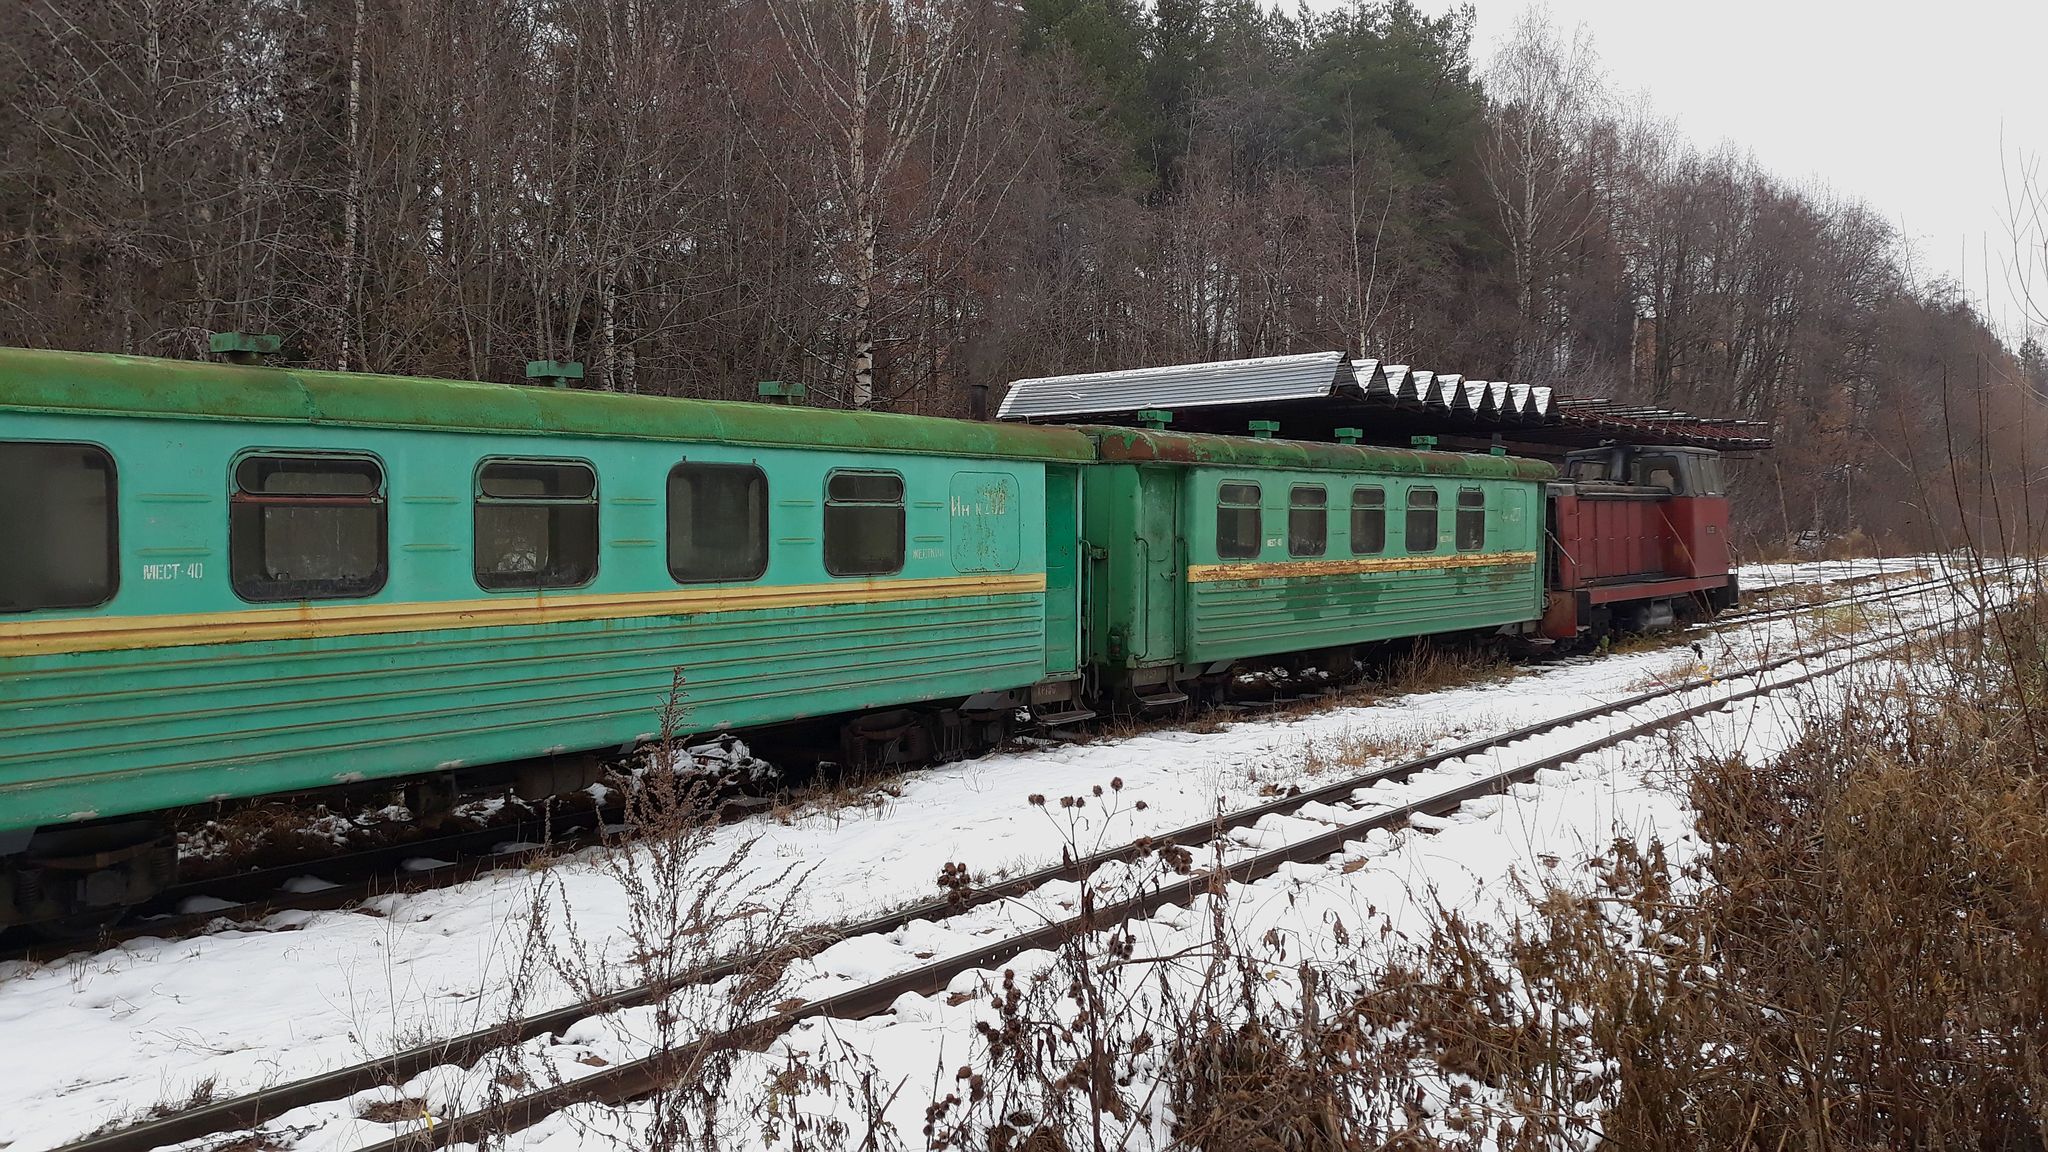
[67,573,2030,1152]
[701,583,2048,1151]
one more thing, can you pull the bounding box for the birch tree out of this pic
[1480,7,1608,377]
[760,0,1012,408]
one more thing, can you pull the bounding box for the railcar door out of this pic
[1040,464,1083,676]
[1133,465,1182,665]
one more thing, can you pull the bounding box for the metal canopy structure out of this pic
[997,351,1773,455]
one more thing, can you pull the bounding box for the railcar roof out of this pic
[0,347,1097,462]
[1083,426,1557,481]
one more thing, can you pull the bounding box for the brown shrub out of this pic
[1387,594,2048,1151]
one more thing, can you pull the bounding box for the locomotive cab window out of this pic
[0,441,117,612]
[824,470,904,576]
[230,454,386,601]
[670,463,769,582]
[1288,486,1327,557]
[1693,456,1727,496]
[1631,454,1684,493]
[1350,487,1385,555]
[1216,482,1262,559]
[474,459,598,590]
[1455,488,1486,551]
[1404,487,1440,553]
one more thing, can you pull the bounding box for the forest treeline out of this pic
[2,0,2043,552]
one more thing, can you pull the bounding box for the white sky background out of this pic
[1390,0,2048,346]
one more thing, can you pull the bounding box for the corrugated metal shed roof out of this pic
[998,351,1357,419]
[997,352,1771,453]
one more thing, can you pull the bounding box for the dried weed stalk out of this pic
[495,671,810,1151]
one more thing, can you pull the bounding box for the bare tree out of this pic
[758,0,1019,409]
[1480,6,1609,378]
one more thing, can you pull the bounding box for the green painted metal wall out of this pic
[1179,468,1546,663]
[1080,447,1549,672]
[1,409,1061,833]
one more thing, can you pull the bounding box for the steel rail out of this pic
[51,577,1997,1152]
[19,559,1992,968]
[349,625,1925,1152]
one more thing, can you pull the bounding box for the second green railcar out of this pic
[1076,427,1554,705]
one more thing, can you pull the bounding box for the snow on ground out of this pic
[0,559,2004,1151]
[1734,552,1949,592]
[684,669,1880,1152]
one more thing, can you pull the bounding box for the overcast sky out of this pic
[1402,0,2048,345]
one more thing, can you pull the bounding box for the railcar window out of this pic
[1350,487,1385,555]
[0,442,117,612]
[823,470,904,576]
[474,459,598,590]
[230,454,386,601]
[669,463,769,582]
[1288,486,1327,557]
[1216,482,1262,559]
[1456,488,1486,551]
[1404,487,1440,553]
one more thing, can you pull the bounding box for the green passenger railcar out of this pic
[0,348,1091,927]
[1076,427,1555,703]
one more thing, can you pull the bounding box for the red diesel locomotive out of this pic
[1540,443,1740,643]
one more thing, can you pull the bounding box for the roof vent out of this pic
[210,332,280,366]
[1334,427,1362,445]
[526,360,584,389]
[757,380,808,406]
[1249,420,1280,439]
[1138,409,1173,430]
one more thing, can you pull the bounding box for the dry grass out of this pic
[355,1096,429,1124]
[1803,598,1874,641]
[749,580,2048,1152]
[1376,592,2048,1150]
[491,671,808,1152]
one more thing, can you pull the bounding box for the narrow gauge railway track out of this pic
[1714,565,1948,626]
[1616,561,2006,649]
[12,562,1973,968]
[339,609,1988,1152]
[55,580,2000,1152]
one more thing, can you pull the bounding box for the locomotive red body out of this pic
[1540,444,1739,641]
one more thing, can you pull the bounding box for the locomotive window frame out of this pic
[1350,486,1385,555]
[1693,456,1727,496]
[1455,488,1486,551]
[1215,481,1263,560]
[1631,454,1685,494]
[229,450,388,603]
[473,457,600,592]
[1404,486,1440,554]
[0,440,119,613]
[823,469,905,577]
[1288,485,1327,557]
[669,462,770,583]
